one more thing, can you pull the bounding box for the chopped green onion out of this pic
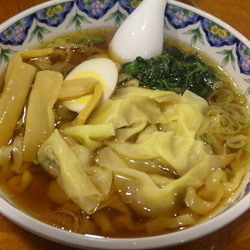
[85,35,105,43]
[53,37,67,44]
[200,136,212,145]
[32,158,39,165]
[43,154,55,166]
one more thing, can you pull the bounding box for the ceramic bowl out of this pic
[0,0,249,249]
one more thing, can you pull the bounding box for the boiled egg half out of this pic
[63,57,118,112]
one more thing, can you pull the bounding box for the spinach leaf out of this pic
[123,46,216,98]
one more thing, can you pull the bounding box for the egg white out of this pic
[63,58,118,112]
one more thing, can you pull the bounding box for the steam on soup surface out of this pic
[0,27,249,238]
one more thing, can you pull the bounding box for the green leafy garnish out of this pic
[200,136,212,145]
[122,46,216,98]
[32,158,39,165]
[85,35,105,44]
[224,167,233,175]
[43,155,55,166]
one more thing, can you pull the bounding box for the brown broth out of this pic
[0,165,179,237]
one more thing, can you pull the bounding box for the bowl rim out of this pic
[0,0,249,249]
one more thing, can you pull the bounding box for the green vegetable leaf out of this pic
[32,158,39,165]
[123,46,216,98]
[43,155,55,166]
[85,35,105,43]
[200,136,212,145]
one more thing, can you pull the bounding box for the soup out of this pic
[0,27,249,238]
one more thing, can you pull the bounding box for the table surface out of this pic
[0,0,249,249]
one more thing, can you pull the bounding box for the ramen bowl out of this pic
[0,0,250,249]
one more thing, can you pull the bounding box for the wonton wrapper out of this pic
[39,87,238,217]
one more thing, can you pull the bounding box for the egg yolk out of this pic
[70,71,105,86]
